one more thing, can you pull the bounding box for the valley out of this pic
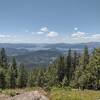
[0,42,99,69]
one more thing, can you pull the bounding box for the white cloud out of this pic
[0,34,18,43]
[36,26,59,37]
[47,31,58,37]
[37,31,44,34]
[71,31,100,42]
[71,31,86,39]
[40,27,48,32]
[91,34,100,39]
[0,34,11,38]
[74,27,78,31]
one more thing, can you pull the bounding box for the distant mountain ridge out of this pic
[0,42,100,50]
[0,42,100,69]
[0,42,99,55]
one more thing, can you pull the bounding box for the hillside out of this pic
[0,42,100,68]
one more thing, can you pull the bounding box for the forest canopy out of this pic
[0,47,100,90]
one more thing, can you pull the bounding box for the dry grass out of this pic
[0,87,100,100]
[49,87,100,100]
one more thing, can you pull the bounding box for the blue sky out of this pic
[0,0,100,43]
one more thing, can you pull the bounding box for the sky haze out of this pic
[0,0,100,43]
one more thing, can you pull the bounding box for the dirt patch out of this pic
[0,94,11,100]
[0,90,49,100]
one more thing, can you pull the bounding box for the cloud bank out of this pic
[0,27,100,43]
[71,31,100,43]
[37,27,59,37]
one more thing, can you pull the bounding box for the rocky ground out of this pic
[0,91,49,100]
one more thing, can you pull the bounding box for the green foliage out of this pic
[36,68,45,87]
[0,47,100,91]
[0,89,2,93]
[0,68,6,89]
[17,64,28,88]
[6,66,16,88]
[27,69,38,87]
[62,75,68,87]
[2,89,18,97]
[0,48,8,69]
[45,63,58,87]
[11,57,18,78]
[5,90,16,97]
[83,46,89,68]
[66,49,72,85]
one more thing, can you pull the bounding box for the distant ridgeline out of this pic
[0,42,100,68]
[0,46,100,90]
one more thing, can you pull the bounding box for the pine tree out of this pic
[12,57,17,78]
[36,69,45,87]
[45,63,58,87]
[27,71,37,87]
[27,72,33,87]
[0,68,6,89]
[0,48,8,69]
[17,64,28,88]
[83,46,89,69]
[66,49,72,85]
[71,51,80,82]
[72,51,78,70]
[6,58,17,88]
[57,56,65,83]
[87,48,100,89]
[72,46,89,89]
[6,66,16,88]
[0,48,8,89]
